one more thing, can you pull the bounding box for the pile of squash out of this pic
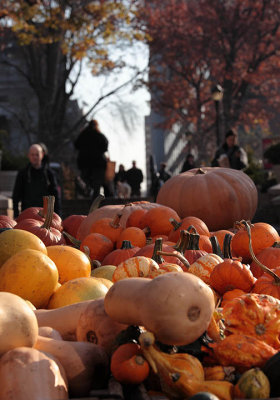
[0,169,279,399]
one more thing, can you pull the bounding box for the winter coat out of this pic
[12,163,61,217]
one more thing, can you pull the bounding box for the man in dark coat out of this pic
[126,160,144,197]
[12,144,61,217]
[74,119,112,199]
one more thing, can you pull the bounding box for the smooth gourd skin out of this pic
[0,292,39,356]
[0,347,68,400]
[104,272,215,345]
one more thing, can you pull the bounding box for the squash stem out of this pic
[88,194,105,214]
[157,250,190,269]
[242,220,280,283]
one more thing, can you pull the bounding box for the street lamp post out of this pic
[211,84,224,147]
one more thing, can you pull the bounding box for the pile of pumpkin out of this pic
[0,167,279,400]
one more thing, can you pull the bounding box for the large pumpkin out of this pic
[156,167,258,231]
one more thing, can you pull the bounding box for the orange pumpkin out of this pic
[222,293,280,349]
[126,208,148,229]
[101,240,140,266]
[112,256,159,282]
[156,167,258,231]
[188,253,223,284]
[250,245,280,278]
[116,226,147,249]
[206,333,277,369]
[221,289,246,307]
[89,212,124,245]
[210,230,235,253]
[77,201,162,241]
[140,205,181,236]
[80,232,114,262]
[232,220,279,263]
[168,216,210,243]
[252,267,280,300]
[210,258,255,295]
[110,342,150,384]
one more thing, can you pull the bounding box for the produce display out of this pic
[0,185,279,399]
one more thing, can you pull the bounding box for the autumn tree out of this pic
[138,0,280,160]
[0,0,144,160]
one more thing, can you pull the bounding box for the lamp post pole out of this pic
[214,99,220,147]
[211,84,224,148]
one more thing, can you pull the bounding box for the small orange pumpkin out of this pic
[110,342,150,384]
[80,233,114,262]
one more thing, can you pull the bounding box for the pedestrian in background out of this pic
[74,119,113,199]
[126,160,144,197]
[12,143,61,217]
[158,162,171,184]
[181,153,196,172]
[114,164,131,199]
[211,129,248,170]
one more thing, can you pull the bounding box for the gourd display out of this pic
[104,272,215,345]
[156,167,258,231]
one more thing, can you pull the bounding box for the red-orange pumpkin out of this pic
[101,240,140,266]
[156,167,258,231]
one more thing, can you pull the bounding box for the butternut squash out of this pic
[0,292,38,356]
[38,326,63,340]
[76,297,128,355]
[34,299,93,340]
[0,347,68,400]
[104,272,215,345]
[34,335,109,397]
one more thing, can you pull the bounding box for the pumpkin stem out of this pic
[110,212,122,229]
[272,241,280,248]
[38,196,48,218]
[152,238,165,264]
[210,236,223,258]
[195,168,206,175]
[242,220,280,283]
[120,240,134,250]
[187,225,197,234]
[88,194,105,214]
[41,196,54,230]
[91,260,101,270]
[157,250,190,269]
[223,234,233,259]
[169,218,182,232]
[173,230,190,253]
[62,231,81,248]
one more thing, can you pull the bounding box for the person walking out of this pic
[158,162,171,184]
[126,160,144,197]
[181,153,196,172]
[114,164,131,199]
[211,129,248,170]
[74,119,113,199]
[12,143,61,217]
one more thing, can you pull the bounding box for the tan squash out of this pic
[76,297,128,355]
[38,326,63,340]
[0,347,68,400]
[34,335,109,397]
[0,292,38,356]
[104,272,215,345]
[34,299,94,340]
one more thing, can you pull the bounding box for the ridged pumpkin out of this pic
[0,249,59,308]
[101,240,140,266]
[47,245,91,284]
[156,167,258,231]
[222,293,280,349]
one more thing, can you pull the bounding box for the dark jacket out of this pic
[126,167,143,192]
[12,164,61,217]
[211,143,247,170]
[74,126,108,170]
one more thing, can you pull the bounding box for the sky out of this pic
[73,42,150,191]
